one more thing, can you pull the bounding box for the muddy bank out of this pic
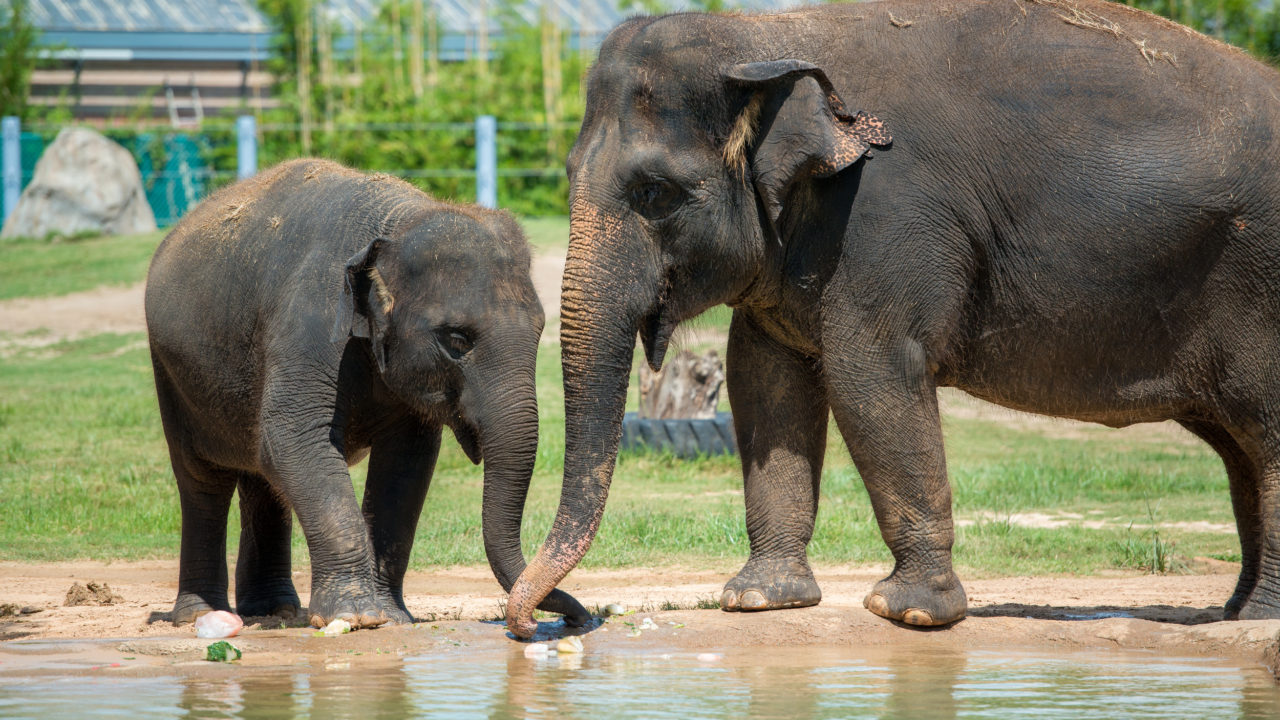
[1,561,1277,680]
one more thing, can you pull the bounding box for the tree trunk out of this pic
[637,349,724,420]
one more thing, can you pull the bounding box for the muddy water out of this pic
[1,643,1278,719]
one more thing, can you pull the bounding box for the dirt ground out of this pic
[2,560,1278,679]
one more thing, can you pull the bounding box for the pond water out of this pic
[1,644,1277,719]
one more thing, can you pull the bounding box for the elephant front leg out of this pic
[826,338,966,627]
[260,408,387,628]
[362,419,442,624]
[234,474,302,620]
[720,313,827,612]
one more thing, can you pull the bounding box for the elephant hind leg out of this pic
[170,452,238,625]
[234,474,301,620]
[1178,419,1261,619]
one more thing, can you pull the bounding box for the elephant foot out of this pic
[1235,588,1280,620]
[236,586,302,620]
[1223,574,1258,620]
[307,579,390,629]
[863,568,967,627]
[721,557,821,612]
[374,588,415,625]
[172,591,231,626]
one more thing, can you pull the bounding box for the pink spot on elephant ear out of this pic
[852,112,892,147]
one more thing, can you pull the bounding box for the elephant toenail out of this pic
[864,593,892,619]
[902,608,936,626]
[720,589,739,611]
[740,590,767,610]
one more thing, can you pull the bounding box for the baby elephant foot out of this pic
[172,592,231,626]
[236,588,302,620]
[721,557,821,612]
[863,570,967,627]
[307,580,390,629]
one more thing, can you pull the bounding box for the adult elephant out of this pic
[506,0,1280,637]
[147,159,587,628]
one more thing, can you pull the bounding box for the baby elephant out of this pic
[145,159,586,629]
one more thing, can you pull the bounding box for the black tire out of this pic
[621,412,737,458]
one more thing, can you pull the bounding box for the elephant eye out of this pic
[435,327,473,360]
[627,179,685,221]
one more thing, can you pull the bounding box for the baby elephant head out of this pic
[328,211,585,625]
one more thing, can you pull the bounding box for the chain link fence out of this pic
[3,119,578,228]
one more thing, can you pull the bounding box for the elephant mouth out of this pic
[449,417,483,464]
[639,304,676,372]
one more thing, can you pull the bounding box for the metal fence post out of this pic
[2,116,20,224]
[476,115,497,209]
[236,115,257,180]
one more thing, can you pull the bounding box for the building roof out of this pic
[11,0,269,34]
[3,0,817,62]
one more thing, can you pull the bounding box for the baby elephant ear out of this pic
[330,237,393,372]
[724,59,891,225]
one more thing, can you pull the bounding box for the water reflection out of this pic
[1,643,1277,719]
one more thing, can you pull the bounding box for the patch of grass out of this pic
[0,215,1243,579]
[0,218,568,302]
[519,216,569,253]
[0,328,1240,580]
[0,230,167,300]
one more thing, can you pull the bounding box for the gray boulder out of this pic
[1,127,156,239]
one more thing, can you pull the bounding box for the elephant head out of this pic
[506,16,890,637]
[332,209,588,625]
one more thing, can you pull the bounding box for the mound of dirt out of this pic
[64,581,124,607]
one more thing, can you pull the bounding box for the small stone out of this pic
[604,603,627,616]
[556,636,584,654]
[523,642,550,658]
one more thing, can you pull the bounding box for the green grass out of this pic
[519,216,570,252]
[0,217,1243,579]
[0,330,1238,577]
[0,230,168,300]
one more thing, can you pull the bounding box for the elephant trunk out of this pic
[506,203,650,638]
[476,326,589,626]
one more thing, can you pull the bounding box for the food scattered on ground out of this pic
[193,610,243,639]
[523,642,550,657]
[697,653,722,662]
[604,603,627,616]
[204,640,241,662]
[318,618,352,637]
[63,582,123,607]
[557,636,584,654]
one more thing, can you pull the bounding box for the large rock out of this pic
[0,127,156,239]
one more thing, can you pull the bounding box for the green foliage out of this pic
[0,0,38,120]
[1122,0,1280,60]
[251,0,587,215]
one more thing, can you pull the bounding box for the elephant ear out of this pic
[724,59,891,225]
[330,237,394,372]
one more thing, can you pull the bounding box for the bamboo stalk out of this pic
[410,0,425,98]
[542,0,563,159]
[296,0,313,155]
[427,0,438,90]
[391,0,404,88]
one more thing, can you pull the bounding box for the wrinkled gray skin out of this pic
[506,0,1280,638]
[146,159,587,628]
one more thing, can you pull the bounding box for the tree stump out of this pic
[638,349,724,420]
[622,349,736,458]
